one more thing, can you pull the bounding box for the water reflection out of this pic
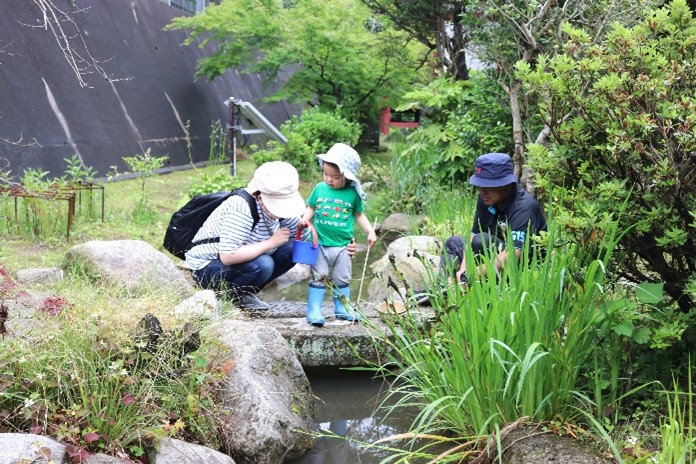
[265,246,382,302]
[291,368,413,464]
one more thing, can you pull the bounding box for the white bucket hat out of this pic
[317,143,366,200]
[246,161,305,218]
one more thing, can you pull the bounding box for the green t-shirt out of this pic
[307,182,365,247]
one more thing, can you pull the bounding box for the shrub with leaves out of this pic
[187,169,246,199]
[2,168,73,241]
[252,107,361,177]
[518,0,696,311]
[397,72,514,184]
[63,154,97,183]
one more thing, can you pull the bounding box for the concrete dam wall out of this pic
[0,0,299,181]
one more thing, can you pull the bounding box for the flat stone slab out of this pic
[241,301,432,367]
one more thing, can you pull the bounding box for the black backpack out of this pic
[163,188,260,260]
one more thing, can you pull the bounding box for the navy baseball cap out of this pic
[469,153,518,188]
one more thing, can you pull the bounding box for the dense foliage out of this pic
[518,0,696,312]
[167,0,428,130]
[251,107,361,177]
[358,0,470,80]
[394,72,513,187]
[378,217,624,435]
[0,267,225,460]
[466,0,654,182]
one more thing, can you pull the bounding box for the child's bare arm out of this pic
[301,206,315,228]
[355,212,377,247]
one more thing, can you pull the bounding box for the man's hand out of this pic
[270,227,291,247]
[456,269,468,284]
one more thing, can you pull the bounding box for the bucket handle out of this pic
[297,222,319,247]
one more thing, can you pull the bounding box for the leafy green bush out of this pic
[518,0,696,312]
[187,169,246,199]
[63,154,97,183]
[363,138,447,216]
[252,107,361,176]
[397,72,513,184]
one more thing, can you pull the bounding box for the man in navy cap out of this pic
[445,152,546,283]
[415,153,546,303]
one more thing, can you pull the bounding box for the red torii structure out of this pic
[379,107,421,135]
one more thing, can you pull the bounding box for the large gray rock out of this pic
[86,453,132,464]
[172,290,220,319]
[377,213,427,243]
[149,437,235,463]
[15,267,64,286]
[65,240,193,296]
[0,433,67,464]
[383,235,441,257]
[210,319,316,464]
[2,291,62,342]
[257,302,395,367]
[367,235,441,304]
[497,425,612,464]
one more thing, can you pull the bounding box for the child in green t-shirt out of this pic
[300,143,377,327]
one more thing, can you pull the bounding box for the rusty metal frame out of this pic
[0,181,104,240]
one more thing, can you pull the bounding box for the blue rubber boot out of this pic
[333,285,359,321]
[307,284,326,327]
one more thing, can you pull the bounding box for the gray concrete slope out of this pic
[0,0,300,179]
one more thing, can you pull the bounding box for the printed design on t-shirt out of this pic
[511,230,526,243]
[316,197,353,228]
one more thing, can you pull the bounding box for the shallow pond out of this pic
[262,244,387,302]
[263,246,421,463]
[290,367,417,464]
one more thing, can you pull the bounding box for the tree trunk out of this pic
[508,81,533,192]
[450,4,469,81]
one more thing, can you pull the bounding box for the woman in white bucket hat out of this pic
[300,143,377,327]
[185,161,309,310]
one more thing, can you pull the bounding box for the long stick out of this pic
[357,218,378,304]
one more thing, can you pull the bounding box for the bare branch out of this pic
[20,0,128,87]
[0,131,41,148]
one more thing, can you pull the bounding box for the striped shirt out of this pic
[185,194,303,271]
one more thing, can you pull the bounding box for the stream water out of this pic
[290,367,417,464]
[263,243,387,302]
[265,246,420,463]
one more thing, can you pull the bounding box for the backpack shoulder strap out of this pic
[232,188,260,228]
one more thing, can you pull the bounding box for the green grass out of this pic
[0,268,230,458]
[0,162,259,273]
[0,162,254,458]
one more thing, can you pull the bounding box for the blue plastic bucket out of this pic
[292,223,319,265]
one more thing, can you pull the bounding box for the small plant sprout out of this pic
[122,148,169,207]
